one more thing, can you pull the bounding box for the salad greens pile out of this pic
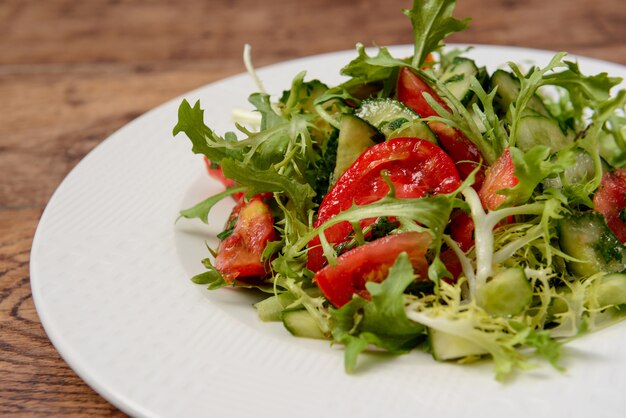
[173,0,626,380]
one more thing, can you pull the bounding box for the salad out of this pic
[173,0,626,380]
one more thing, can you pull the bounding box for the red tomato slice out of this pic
[307,137,462,272]
[203,157,244,201]
[396,67,485,188]
[478,148,519,211]
[214,197,277,281]
[314,232,432,307]
[593,168,626,243]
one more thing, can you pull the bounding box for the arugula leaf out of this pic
[249,92,283,130]
[542,61,622,104]
[331,253,426,372]
[172,99,240,163]
[178,186,246,224]
[340,44,407,83]
[339,1,470,93]
[220,158,316,220]
[404,0,470,68]
[191,265,230,290]
[501,145,576,207]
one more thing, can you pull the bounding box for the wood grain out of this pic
[1,0,625,415]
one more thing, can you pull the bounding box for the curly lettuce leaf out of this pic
[404,0,470,67]
[331,253,426,372]
[340,0,469,90]
[500,145,576,207]
[178,186,246,224]
[221,158,316,219]
[406,278,562,381]
[173,99,242,163]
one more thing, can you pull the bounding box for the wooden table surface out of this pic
[1,0,624,415]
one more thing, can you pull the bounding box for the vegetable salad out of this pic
[173,0,626,379]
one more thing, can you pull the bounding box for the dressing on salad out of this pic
[173,0,626,379]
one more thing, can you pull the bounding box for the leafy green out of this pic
[220,158,316,220]
[178,186,246,224]
[406,278,562,380]
[173,99,240,163]
[331,253,426,372]
[501,145,576,207]
[249,92,283,130]
[339,0,470,94]
[341,44,407,84]
[404,0,470,67]
[191,264,229,290]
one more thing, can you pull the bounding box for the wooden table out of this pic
[1,0,624,415]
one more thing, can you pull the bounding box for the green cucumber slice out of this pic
[254,293,297,322]
[596,273,626,307]
[516,111,572,152]
[557,213,626,277]
[477,267,533,316]
[429,329,487,361]
[440,57,479,104]
[332,114,380,182]
[281,309,327,339]
[491,69,551,118]
[356,98,438,143]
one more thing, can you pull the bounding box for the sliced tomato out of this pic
[314,232,432,307]
[203,156,244,201]
[478,147,519,211]
[593,168,626,243]
[307,137,462,272]
[396,67,485,188]
[214,197,277,281]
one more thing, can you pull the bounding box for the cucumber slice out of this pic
[557,213,626,277]
[491,70,551,118]
[596,273,626,307]
[281,309,327,339]
[543,148,595,189]
[516,112,572,152]
[356,98,438,143]
[477,267,533,316]
[254,293,297,322]
[429,329,487,361]
[332,114,380,182]
[440,57,479,104]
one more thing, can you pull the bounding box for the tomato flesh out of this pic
[593,168,626,243]
[307,137,461,272]
[396,67,485,188]
[214,197,277,281]
[314,232,432,307]
[478,148,519,211]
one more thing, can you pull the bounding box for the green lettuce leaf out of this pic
[404,0,470,67]
[172,99,241,163]
[331,253,426,372]
[340,44,407,83]
[178,186,246,224]
[220,158,316,219]
[501,145,576,206]
[249,92,283,130]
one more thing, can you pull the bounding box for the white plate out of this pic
[31,45,626,418]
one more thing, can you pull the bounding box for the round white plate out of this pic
[31,45,626,418]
